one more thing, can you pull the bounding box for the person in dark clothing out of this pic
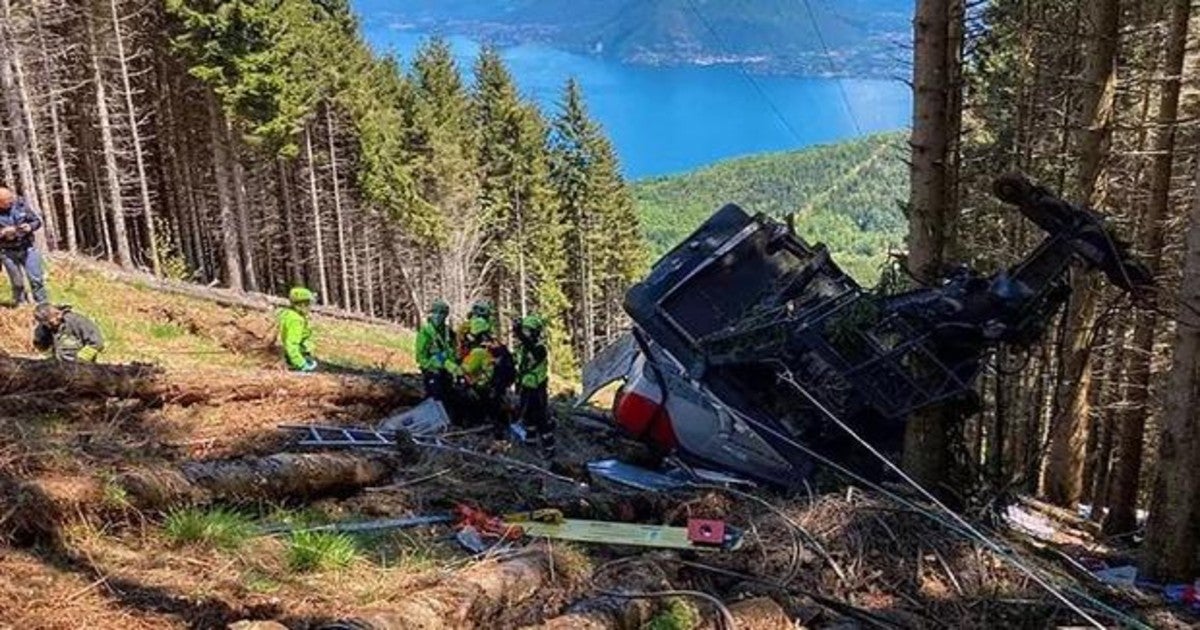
[0,187,47,305]
[33,304,104,362]
[513,315,554,458]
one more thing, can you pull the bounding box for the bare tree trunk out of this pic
[0,12,42,237]
[36,4,77,254]
[87,12,133,268]
[1141,151,1200,582]
[902,0,963,490]
[10,51,55,251]
[277,157,302,286]
[1043,0,1119,508]
[206,93,243,292]
[325,104,350,309]
[1103,0,1189,537]
[304,125,328,302]
[109,0,158,273]
[364,225,376,316]
[226,119,257,292]
[515,189,529,316]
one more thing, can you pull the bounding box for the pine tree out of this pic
[409,38,482,315]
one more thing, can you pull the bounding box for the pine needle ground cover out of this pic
[0,255,1194,629]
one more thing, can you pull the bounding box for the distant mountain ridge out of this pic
[632,133,909,283]
[353,0,912,78]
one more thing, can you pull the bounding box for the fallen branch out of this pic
[330,546,556,630]
[521,596,657,630]
[0,357,421,408]
[118,451,403,510]
[57,253,406,328]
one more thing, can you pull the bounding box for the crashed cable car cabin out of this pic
[585,174,1153,488]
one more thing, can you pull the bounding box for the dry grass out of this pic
[0,256,1193,629]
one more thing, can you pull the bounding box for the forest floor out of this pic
[0,257,1195,629]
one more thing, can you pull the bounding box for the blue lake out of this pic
[359,25,912,179]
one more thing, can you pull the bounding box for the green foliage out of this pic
[163,507,256,550]
[633,133,909,284]
[164,6,648,363]
[550,79,649,361]
[642,598,700,630]
[287,530,359,572]
[149,323,185,340]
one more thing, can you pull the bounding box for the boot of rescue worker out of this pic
[514,315,554,459]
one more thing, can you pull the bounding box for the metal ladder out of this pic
[279,425,399,449]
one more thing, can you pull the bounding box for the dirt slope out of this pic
[0,257,1192,630]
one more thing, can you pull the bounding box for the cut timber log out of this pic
[526,596,789,630]
[723,597,791,630]
[0,357,421,408]
[118,452,400,510]
[522,596,656,630]
[329,547,553,630]
[55,253,405,328]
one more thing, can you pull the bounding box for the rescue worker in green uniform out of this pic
[457,299,497,358]
[459,316,514,438]
[513,314,553,458]
[32,304,104,362]
[279,286,317,372]
[415,299,459,401]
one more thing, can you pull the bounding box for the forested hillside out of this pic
[0,0,646,368]
[354,0,912,78]
[634,133,908,282]
[904,0,1200,584]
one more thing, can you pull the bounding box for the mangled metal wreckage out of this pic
[581,173,1152,488]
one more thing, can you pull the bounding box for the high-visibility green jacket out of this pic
[461,346,495,391]
[516,342,548,389]
[278,306,313,369]
[416,320,457,373]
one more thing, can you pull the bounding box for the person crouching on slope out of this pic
[514,315,554,458]
[415,299,460,401]
[459,316,515,440]
[279,287,317,372]
[33,304,104,363]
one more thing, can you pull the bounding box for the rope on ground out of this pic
[692,482,847,589]
[412,438,587,490]
[735,361,1143,629]
[597,589,737,630]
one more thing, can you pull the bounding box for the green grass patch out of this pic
[163,507,256,550]
[148,322,185,340]
[287,530,359,572]
[101,478,130,509]
[643,598,701,630]
[242,570,283,594]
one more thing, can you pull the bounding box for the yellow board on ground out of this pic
[510,518,743,551]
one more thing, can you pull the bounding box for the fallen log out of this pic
[57,253,407,328]
[0,357,422,408]
[522,596,657,630]
[722,597,791,630]
[118,451,402,510]
[328,547,555,630]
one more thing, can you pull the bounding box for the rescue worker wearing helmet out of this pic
[513,314,554,458]
[279,286,317,372]
[456,299,496,358]
[415,299,459,401]
[459,315,515,439]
